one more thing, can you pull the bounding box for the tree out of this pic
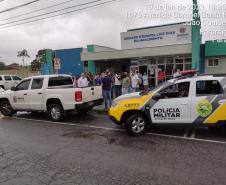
[30,59,41,71]
[0,62,5,70]
[36,49,46,64]
[17,49,30,67]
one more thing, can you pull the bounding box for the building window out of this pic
[208,58,219,67]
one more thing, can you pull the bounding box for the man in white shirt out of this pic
[173,69,182,78]
[114,73,122,97]
[142,72,149,89]
[131,71,139,93]
[78,73,89,88]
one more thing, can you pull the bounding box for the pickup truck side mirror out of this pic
[152,93,163,101]
[11,86,16,91]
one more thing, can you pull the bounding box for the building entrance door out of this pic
[139,65,148,75]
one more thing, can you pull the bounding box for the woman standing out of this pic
[142,72,149,90]
[122,72,130,95]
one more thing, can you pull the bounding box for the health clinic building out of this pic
[81,21,226,86]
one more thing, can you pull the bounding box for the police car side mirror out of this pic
[152,93,163,101]
[11,86,16,91]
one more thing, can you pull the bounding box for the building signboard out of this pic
[121,23,192,50]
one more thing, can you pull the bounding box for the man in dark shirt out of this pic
[101,72,112,110]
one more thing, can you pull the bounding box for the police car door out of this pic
[150,81,192,123]
[190,78,225,124]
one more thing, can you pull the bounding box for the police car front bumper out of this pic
[109,115,122,125]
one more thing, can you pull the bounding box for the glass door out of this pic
[148,58,157,88]
[184,58,192,70]
[138,65,148,75]
[165,57,174,81]
[175,58,184,71]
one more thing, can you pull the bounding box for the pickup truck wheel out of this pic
[0,100,14,116]
[0,86,5,90]
[48,103,64,122]
[125,113,146,136]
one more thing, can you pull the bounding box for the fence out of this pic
[0,69,40,78]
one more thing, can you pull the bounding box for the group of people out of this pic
[74,68,182,110]
[74,70,149,110]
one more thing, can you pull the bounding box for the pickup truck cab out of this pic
[0,74,103,121]
[0,75,22,90]
[109,75,226,135]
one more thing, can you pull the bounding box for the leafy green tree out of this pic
[17,49,30,66]
[30,59,41,71]
[36,49,46,64]
[0,62,6,70]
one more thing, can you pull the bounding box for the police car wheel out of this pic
[125,113,146,136]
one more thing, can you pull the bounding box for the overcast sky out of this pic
[0,0,225,64]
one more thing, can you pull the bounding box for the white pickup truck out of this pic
[0,75,22,90]
[0,74,103,121]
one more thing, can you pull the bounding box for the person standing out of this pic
[78,73,89,88]
[143,72,149,90]
[173,69,181,78]
[131,71,139,93]
[101,72,112,110]
[95,73,102,86]
[122,72,130,95]
[87,72,94,86]
[158,68,165,84]
[114,73,122,98]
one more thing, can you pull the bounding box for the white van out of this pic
[0,75,22,90]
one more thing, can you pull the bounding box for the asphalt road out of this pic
[0,112,226,185]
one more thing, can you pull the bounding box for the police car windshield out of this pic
[140,81,172,96]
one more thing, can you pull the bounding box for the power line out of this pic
[0,0,81,22]
[0,0,40,14]
[0,0,118,30]
[0,0,103,27]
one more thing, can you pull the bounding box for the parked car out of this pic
[0,87,4,93]
[0,74,103,121]
[109,75,226,135]
[0,75,22,90]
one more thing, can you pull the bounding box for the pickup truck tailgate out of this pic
[81,86,102,102]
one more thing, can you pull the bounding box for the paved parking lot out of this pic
[0,112,226,185]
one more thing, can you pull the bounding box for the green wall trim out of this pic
[192,0,201,70]
[46,49,53,74]
[205,40,226,57]
[87,45,96,74]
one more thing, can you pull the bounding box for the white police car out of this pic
[109,74,226,135]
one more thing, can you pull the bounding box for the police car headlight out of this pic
[112,101,119,108]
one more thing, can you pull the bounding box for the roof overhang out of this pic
[81,43,192,61]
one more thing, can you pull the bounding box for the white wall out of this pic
[205,57,226,74]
